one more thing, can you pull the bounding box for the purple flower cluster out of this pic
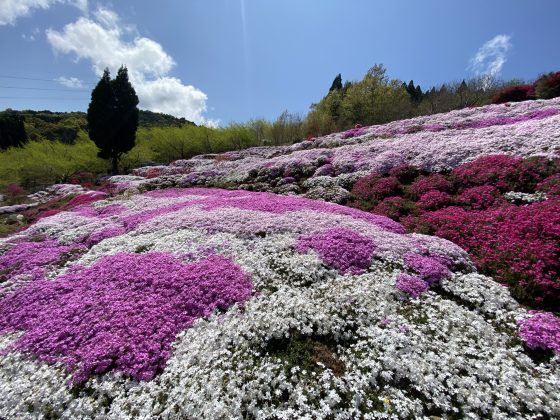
[518,311,560,353]
[340,127,368,139]
[404,253,451,285]
[296,228,376,274]
[0,252,253,383]
[454,108,560,130]
[0,239,84,288]
[395,274,429,298]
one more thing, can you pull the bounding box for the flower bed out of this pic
[350,155,560,311]
[0,187,558,418]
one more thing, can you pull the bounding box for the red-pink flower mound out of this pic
[373,196,416,219]
[456,186,503,210]
[350,173,401,207]
[450,155,555,192]
[491,84,534,104]
[417,191,453,210]
[407,174,452,198]
[538,173,560,196]
[0,252,253,384]
[296,228,376,274]
[518,312,560,354]
[395,274,429,298]
[410,201,560,309]
[351,155,560,310]
[451,155,523,190]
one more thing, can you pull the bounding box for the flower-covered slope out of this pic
[129,98,560,200]
[0,187,559,418]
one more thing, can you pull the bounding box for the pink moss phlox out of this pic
[74,203,127,218]
[82,226,127,246]
[341,127,368,139]
[518,311,560,353]
[395,273,429,298]
[0,239,85,284]
[143,188,406,233]
[454,108,560,130]
[61,192,108,211]
[296,228,376,274]
[0,252,253,384]
[404,253,451,285]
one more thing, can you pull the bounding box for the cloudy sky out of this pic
[1,0,560,125]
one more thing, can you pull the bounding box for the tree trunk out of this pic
[111,155,119,175]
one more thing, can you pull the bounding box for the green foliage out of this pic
[0,111,28,150]
[87,66,139,174]
[0,132,106,189]
[138,110,195,128]
[535,72,560,100]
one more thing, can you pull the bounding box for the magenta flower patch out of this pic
[518,312,560,354]
[404,253,451,285]
[0,239,85,287]
[395,273,429,298]
[296,228,375,274]
[0,252,253,384]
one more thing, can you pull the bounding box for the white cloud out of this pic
[55,76,85,88]
[469,34,512,78]
[0,0,87,26]
[46,7,212,125]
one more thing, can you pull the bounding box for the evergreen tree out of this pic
[87,66,139,174]
[329,74,343,92]
[0,112,28,150]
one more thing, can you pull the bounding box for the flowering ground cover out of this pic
[350,155,560,312]
[0,186,559,418]
[127,98,560,201]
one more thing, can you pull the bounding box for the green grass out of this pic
[0,123,281,190]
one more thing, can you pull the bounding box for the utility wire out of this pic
[0,97,88,100]
[0,75,96,86]
[0,85,90,92]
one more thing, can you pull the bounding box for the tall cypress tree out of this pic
[329,74,343,92]
[87,66,139,174]
[0,112,28,150]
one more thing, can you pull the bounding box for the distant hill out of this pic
[0,109,195,144]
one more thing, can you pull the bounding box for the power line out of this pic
[0,97,88,100]
[0,85,90,92]
[0,75,96,86]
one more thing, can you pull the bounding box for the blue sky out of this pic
[1,0,560,126]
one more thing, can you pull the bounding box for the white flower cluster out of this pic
[504,190,548,203]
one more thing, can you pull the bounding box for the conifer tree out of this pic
[87,66,139,174]
[329,74,343,92]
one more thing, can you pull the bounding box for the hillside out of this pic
[0,109,195,144]
[0,99,559,418]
